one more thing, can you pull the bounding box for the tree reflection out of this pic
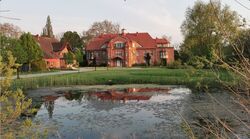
[43,96,58,119]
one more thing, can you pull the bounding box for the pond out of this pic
[26,85,249,139]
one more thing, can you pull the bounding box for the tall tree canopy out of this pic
[82,20,120,43]
[20,33,43,71]
[41,15,54,38]
[0,35,28,65]
[180,0,240,63]
[61,31,83,50]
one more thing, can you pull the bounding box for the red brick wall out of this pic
[86,36,175,67]
[166,47,174,63]
[45,59,61,69]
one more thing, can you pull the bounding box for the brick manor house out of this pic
[86,30,174,67]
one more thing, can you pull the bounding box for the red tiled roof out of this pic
[86,32,170,51]
[33,35,68,59]
[155,38,169,44]
[126,33,156,48]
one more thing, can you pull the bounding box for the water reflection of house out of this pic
[90,88,170,103]
[91,90,151,102]
[126,88,170,93]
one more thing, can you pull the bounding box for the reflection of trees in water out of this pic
[44,100,55,119]
[63,91,85,104]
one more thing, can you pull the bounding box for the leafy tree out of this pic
[180,0,240,64]
[41,15,54,38]
[82,20,120,43]
[61,31,83,50]
[0,34,28,78]
[174,50,181,61]
[20,32,43,71]
[74,49,84,66]
[64,51,75,64]
[0,34,28,64]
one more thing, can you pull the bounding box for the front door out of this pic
[116,59,122,67]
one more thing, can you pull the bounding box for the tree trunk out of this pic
[17,67,20,79]
[28,63,31,72]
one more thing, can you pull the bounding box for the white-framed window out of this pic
[115,51,123,57]
[160,51,167,58]
[114,42,125,48]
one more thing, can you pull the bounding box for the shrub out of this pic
[167,60,182,69]
[187,56,206,69]
[132,63,146,67]
[31,60,47,71]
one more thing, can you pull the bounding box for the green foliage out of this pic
[0,51,15,93]
[0,34,12,62]
[174,50,181,61]
[41,15,54,38]
[64,51,75,64]
[187,56,206,69]
[0,53,45,138]
[74,49,83,65]
[180,0,240,65]
[0,34,28,65]
[20,32,43,71]
[167,60,183,69]
[61,31,82,50]
[31,60,47,71]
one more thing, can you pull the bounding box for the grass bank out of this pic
[12,68,237,90]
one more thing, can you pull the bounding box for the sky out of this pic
[0,0,249,44]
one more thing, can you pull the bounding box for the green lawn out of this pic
[12,68,237,90]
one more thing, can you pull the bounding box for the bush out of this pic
[132,63,146,67]
[187,56,206,69]
[167,60,182,69]
[31,60,47,71]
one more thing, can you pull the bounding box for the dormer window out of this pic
[114,42,125,48]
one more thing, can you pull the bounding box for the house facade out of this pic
[86,31,174,67]
[33,35,71,69]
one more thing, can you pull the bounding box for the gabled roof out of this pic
[87,34,116,50]
[155,38,169,44]
[126,33,156,48]
[33,35,70,59]
[86,32,170,51]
